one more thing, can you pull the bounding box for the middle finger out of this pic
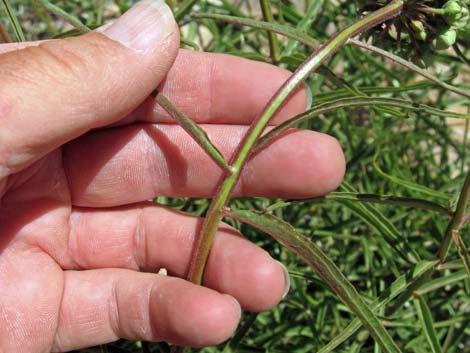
[64,124,345,207]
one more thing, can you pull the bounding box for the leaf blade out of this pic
[317,260,437,353]
[155,93,232,173]
[226,209,403,353]
[414,296,444,353]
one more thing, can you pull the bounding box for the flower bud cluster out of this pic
[359,0,470,66]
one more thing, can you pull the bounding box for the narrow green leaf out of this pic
[373,161,451,202]
[194,14,470,100]
[222,313,258,353]
[414,296,444,353]
[1,0,25,41]
[349,39,470,99]
[192,13,319,48]
[180,37,200,51]
[154,93,232,173]
[226,209,403,353]
[416,269,468,295]
[255,96,470,152]
[317,261,438,353]
[338,182,418,263]
[283,0,324,56]
[385,268,434,316]
[36,0,91,33]
[308,192,452,215]
[174,0,199,21]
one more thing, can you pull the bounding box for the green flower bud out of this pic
[410,20,427,41]
[433,28,457,50]
[459,26,470,41]
[443,0,470,28]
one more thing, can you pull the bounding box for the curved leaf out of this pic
[225,209,403,353]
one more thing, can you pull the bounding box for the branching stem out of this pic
[185,0,404,287]
[438,170,470,262]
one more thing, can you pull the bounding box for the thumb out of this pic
[0,0,179,180]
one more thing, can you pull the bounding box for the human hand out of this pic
[0,1,345,351]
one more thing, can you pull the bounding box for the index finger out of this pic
[0,42,309,126]
[129,49,310,125]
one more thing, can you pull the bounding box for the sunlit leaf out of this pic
[414,296,444,353]
[226,209,403,353]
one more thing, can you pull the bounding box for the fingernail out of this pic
[303,82,313,110]
[224,294,242,320]
[98,0,176,53]
[276,261,291,299]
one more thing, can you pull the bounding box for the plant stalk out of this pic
[36,0,91,33]
[259,0,280,64]
[437,169,470,262]
[185,0,404,286]
[1,0,25,41]
[0,21,11,43]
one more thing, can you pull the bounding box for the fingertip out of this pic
[294,130,346,195]
[151,278,241,347]
[243,130,345,198]
[242,254,288,311]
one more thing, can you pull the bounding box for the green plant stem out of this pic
[225,209,403,353]
[185,0,404,289]
[348,39,470,99]
[309,192,452,215]
[1,0,25,41]
[193,14,470,100]
[462,118,469,174]
[0,21,11,43]
[174,0,199,21]
[283,0,324,56]
[255,96,470,152]
[317,260,437,353]
[32,0,58,35]
[438,170,470,262]
[36,0,91,33]
[385,169,470,317]
[96,0,104,24]
[452,230,470,281]
[259,0,280,64]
